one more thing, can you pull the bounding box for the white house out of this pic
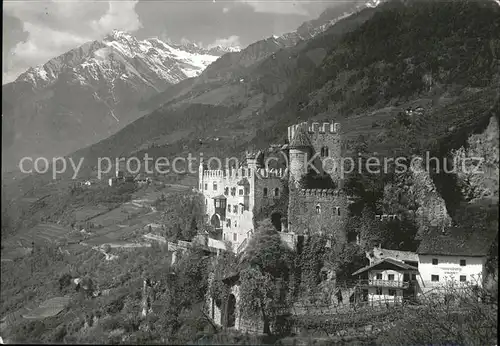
[352,257,419,305]
[415,225,496,293]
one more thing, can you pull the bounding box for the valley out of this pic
[1,0,499,344]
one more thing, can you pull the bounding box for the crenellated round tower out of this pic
[288,124,312,187]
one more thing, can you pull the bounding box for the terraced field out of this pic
[22,296,71,320]
[2,223,69,248]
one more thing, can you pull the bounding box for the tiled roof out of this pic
[289,124,312,149]
[352,258,418,276]
[372,247,419,262]
[417,225,498,257]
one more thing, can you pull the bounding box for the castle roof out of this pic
[289,124,312,149]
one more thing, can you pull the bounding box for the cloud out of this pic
[238,0,310,15]
[90,1,142,34]
[222,7,230,14]
[3,0,142,84]
[207,35,241,49]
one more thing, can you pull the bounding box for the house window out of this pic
[199,184,202,190]
[242,170,246,177]
[224,187,229,195]
[431,275,439,282]
[388,274,395,281]
[388,289,396,296]
[411,274,417,281]
[248,169,251,177]
[227,204,231,212]
[263,188,268,197]
[240,206,244,214]
[233,205,237,213]
[460,275,466,282]
[239,189,243,196]
[215,200,220,208]
[204,184,208,190]
[234,220,238,227]
[460,259,466,266]
[432,258,438,265]
[231,187,236,196]
[316,204,321,214]
[245,187,250,195]
[320,146,329,157]
[226,219,231,228]
[375,288,383,295]
[233,233,237,241]
[274,188,280,197]
[376,273,383,280]
[213,183,217,191]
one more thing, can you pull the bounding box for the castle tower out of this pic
[288,124,312,187]
[199,157,207,191]
[245,150,258,171]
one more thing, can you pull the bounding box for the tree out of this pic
[238,220,295,334]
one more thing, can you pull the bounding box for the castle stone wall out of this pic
[287,187,348,245]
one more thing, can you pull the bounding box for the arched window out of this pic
[231,187,236,196]
[316,204,321,214]
[320,146,329,157]
[263,188,268,197]
[213,182,217,191]
[274,188,280,197]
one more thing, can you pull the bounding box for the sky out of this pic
[2,0,339,84]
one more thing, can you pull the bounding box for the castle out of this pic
[199,120,351,252]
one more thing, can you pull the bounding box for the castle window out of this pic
[245,187,250,195]
[213,182,217,191]
[321,146,329,157]
[335,207,341,216]
[263,188,268,197]
[239,189,244,196]
[224,187,229,195]
[274,188,280,197]
[316,204,321,214]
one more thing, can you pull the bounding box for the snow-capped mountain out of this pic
[2,31,222,172]
[17,30,221,89]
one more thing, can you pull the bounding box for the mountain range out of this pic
[1,0,376,174]
[3,0,499,203]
